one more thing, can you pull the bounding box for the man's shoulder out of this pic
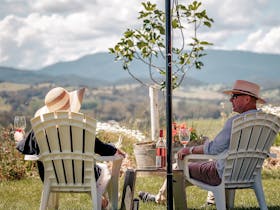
[228,109,259,120]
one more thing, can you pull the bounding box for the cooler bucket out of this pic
[133,141,156,169]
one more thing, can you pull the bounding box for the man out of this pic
[139,80,266,206]
[15,87,125,209]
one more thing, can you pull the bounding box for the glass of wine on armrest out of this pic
[179,125,190,148]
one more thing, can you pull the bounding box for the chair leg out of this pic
[48,193,59,209]
[253,174,268,210]
[107,159,122,210]
[173,170,187,210]
[225,189,235,209]
[90,187,99,210]
[212,189,226,210]
[40,183,51,210]
[107,179,119,210]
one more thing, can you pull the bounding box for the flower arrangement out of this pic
[159,122,207,147]
[172,122,199,144]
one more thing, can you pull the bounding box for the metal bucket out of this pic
[133,141,156,169]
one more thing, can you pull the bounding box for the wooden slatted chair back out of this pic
[31,111,97,192]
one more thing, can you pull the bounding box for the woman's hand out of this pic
[115,149,126,158]
[14,131,25,143]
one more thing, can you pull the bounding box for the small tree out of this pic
[109,0,213,89]
[109,1,213,140]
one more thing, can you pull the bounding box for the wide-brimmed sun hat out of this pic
[34,87,85,117]
[223,80,266,104]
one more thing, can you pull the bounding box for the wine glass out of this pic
[14,116,26,132]
[179,127,190,147]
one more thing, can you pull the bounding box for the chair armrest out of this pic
[185,154,218,160]
[183,153,227,169]
[184,153,227,162]
[94,154,123,162]
[268,153,277,158]
[177,153,227,180]
[24,155,39,161]
[94,154,123,180]
[94,155,124,177]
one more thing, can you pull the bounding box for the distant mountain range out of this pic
[1,49,279,88]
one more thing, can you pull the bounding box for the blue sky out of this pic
[0,0,280,70]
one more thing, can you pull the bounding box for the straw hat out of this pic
[34,87,85,117]
[223,80,266,104]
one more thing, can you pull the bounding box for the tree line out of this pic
[0,84,226,129]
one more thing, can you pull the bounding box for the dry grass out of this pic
[0,82,29,92]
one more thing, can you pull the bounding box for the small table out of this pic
[120,168,187,210]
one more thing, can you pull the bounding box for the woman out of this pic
[15,86,125,209]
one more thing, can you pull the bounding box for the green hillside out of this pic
[1,50,280,89]
[37,49,280,87]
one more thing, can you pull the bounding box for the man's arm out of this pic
[177,145,204,160]
[192,145,204,154]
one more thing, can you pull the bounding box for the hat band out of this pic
[233,89,258,98]
[46,91,70,111]
[60,99,70,110]
[46,91,68,107]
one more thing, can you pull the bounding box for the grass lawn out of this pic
[1,118,279,209]
[1,175,280,210]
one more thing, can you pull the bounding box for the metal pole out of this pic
[165,0,173,209]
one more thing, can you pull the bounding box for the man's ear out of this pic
[246,95,256,104]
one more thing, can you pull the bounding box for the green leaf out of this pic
[203,21,212,27]
[143,19,150,24]
[124,30,134,38]
[158,42,165,48]
[114,45,120,51]
[127,40,134,47]
[200,41,213,45]
[108,48,114,53]
[137,41,147,49]
[195,61,204,69]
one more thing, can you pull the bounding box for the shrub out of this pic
[0,127,37,181]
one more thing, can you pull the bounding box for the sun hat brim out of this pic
[34,87,85,117]
[223,89,266,104]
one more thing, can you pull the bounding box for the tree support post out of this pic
[149,85,160,141]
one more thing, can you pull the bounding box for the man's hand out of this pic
[177,147,191,160]
[177,145,204,160]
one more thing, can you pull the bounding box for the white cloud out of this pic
[238,27,280,54]
[32,0,85,13]
[0,0,141,69]
[0,0,280,69]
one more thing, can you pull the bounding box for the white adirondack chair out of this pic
[31,111,123,210]
[178,112,280,210]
